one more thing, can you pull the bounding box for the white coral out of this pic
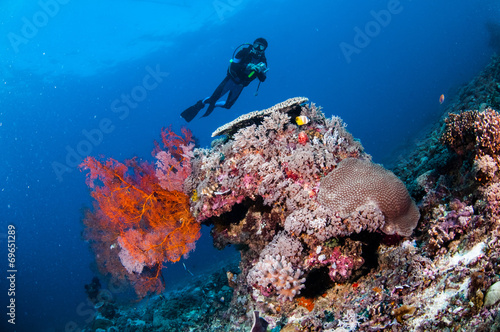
[474,154,499,180]
[335,309,359,331]
[260,231,303,265]
[248,254,306,301]
[309,217,327,231]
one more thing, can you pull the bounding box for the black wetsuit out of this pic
[181,45,267,122]
[228,46,267,87]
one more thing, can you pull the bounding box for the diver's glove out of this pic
[246,63,258,72]
[247,63,267,73]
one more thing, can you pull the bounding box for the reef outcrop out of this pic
[82,57,500,332]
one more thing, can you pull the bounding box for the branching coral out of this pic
[441,110,478,156]
[475,107,500,157]
[441,107,500,183]
[247,254,306,301]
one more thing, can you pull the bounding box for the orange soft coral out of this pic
[80,128,200,298]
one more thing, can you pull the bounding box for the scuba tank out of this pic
[228,43,253,79]
[229,43,252,65]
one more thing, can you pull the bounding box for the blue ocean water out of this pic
[0,0,498,330]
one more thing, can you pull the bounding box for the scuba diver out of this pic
[181,38,268,122]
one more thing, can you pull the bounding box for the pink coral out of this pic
[327,247,360,283]
[305,243,364,283]
[317,158,420,237]
[155,143,194,192]
[247,254,306,301]
[154,127,194,193]
[485,183,500,219]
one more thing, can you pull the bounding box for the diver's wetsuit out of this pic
[181,45,267,122]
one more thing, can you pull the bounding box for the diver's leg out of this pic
[221,83,244,109]
[182,76,232,121]
[204,76,230,105]
[202,103,217,118]
[202,76,232,117]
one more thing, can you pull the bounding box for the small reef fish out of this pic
[191,189,198,202]
[295,115,310,126]
[214,189,231,196]
[439,94,445,104]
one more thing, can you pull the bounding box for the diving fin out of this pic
[201,103,216,118]
[181,100,205,122]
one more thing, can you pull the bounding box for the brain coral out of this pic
[317,158,420,236]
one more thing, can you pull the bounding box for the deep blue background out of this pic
[0,0,498,330]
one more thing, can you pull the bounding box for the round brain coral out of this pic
[317,158,420,237]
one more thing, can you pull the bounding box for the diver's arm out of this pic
[231,48,250,74]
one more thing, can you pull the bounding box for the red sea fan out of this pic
[80,128,200,298]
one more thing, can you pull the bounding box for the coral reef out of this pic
[450,55,500,112]
[81,56,500,332]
